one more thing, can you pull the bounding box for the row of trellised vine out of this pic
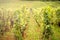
[0,6,60,40]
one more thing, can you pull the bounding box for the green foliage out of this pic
[56,9,60,19]
[43,7,53,40]
[0,6,60,40]
[13,10,23,40]
[55,9,60,27]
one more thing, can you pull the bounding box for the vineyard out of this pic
[0,4,60,40]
